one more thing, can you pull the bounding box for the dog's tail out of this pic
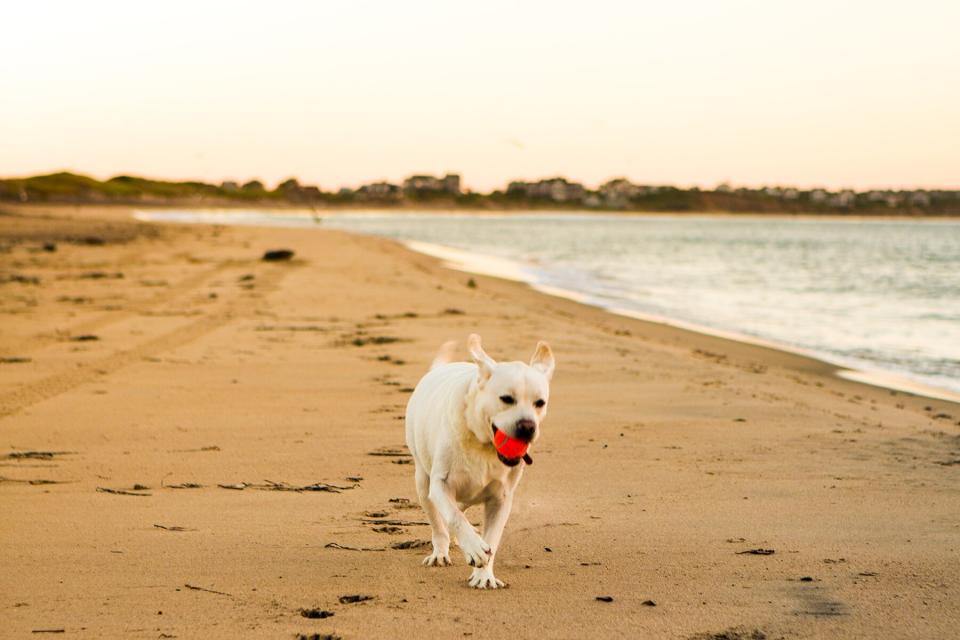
[430,340,458,370]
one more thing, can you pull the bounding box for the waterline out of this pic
[134,209,960,403]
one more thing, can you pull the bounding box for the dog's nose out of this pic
[514,419,536,442]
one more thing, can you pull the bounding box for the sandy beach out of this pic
[2,205,959,639]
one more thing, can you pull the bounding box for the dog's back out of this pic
[404,360,475,471]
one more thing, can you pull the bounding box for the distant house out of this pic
[583,194,602,208]
[506,181,529,196]
[221,181,239,192]
[403,173,461,196]
[809,189,828,204]
[908,191,931,207]
[510,177,586,203]
[599,178,643,207]
[276,178,322,201]
[866,190,902,208]
[442,174,461,194]
[358,182,401,199]
[828,190,856,209]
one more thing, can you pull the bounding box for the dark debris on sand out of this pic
[216,480,356,492]
[0,476,67,486]
[689,629,767,640]
[391,539,430,550]
[324,543,385,552]
[368,447,410,457]
[262,249,295,261]
[97,486,151,497]
[4,451,75,460]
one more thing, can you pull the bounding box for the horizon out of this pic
[3,169,955,195]
[2,1,959,191]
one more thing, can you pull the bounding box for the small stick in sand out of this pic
[324,542,385,552]
[153,524,194,532]
[97,487,151,497]
[183,584,232,597]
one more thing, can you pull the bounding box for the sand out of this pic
[1,204,959,639]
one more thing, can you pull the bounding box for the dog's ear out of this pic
[468,333,495,383]
[530,341,555,381]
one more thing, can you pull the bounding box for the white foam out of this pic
[401,240,960,405]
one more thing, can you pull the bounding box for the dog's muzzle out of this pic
[491,425,534,466]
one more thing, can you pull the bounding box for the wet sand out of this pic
[2,204,959,639]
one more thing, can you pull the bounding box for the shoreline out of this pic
[403,239,960,405]
[6,199,960,221]
[131,205,960,405]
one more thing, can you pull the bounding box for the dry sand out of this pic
[1,205,959,639]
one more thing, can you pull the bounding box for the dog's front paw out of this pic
[422,549,452,567]
[469,566,505,589]
[458,531,491,568]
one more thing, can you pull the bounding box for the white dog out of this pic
[404,334,555,589]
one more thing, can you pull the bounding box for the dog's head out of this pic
[467,334,554,464]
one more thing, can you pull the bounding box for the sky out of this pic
[2,1,958,192]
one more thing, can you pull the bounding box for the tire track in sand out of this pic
[0,262,291,420]
[8,260,240,354]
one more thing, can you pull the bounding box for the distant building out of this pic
[828,190,856,209]
[810,189,828,204]
[866,190,903,208]
[221,181,239,192]
[509,177,586,203]
[403,173,461,196]
[715,182,733,193]
[584,194,602,208]
[599,178,643,207]
[909,191,931,207]
[275,178,322,201]
[506,181,528,196]
[442,174,461,194]
[358,182,401,199]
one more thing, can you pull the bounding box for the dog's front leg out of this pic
[429,474,491,567]
[468,489,513,589]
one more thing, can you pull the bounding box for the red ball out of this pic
[493,429,529,459]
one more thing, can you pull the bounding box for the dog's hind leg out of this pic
[416,467,451,567]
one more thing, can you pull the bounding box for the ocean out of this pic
[136,210,960,399]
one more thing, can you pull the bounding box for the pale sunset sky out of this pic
[2,1,958,192]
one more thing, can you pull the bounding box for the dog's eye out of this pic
[534,399,546,408]
[499,395,515,405]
